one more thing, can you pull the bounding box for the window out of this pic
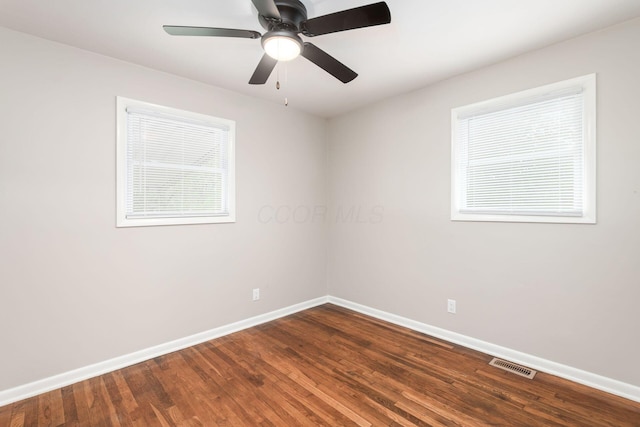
[451,74,596,224]
[117,97,235,227]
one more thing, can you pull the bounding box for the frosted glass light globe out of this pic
[263,34,302,61]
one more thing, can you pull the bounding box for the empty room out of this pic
[1,0,639,425]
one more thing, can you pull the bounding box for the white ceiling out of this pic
[1,0,639,117]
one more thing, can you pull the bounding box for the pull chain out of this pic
[283,63,288,107]
[275,62,288,107]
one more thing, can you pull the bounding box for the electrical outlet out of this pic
[252,288,260,301]
[447,299,456,314]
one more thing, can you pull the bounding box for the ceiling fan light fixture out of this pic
[262,31,303,61]
[163,1,392,84]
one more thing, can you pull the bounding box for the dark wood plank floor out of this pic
[1,304,639,426]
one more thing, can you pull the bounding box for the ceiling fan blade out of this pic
[301,43,357,83]
[249,54,278,84]
[251,0,281,20]
[164,25,261,39]
[301,2,391,37]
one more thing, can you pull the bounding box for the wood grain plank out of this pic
[8,410,25,427]
[0,402,13,427]
[37,388,65,426]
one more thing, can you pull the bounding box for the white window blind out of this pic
[451,74,596,224]
[117,98,235,227]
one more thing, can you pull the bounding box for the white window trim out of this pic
[116,97,236,227]
[451,74,596,224]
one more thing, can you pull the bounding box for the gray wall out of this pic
[327,18,640,386]
[0,27,327,391]
[2,16,640,394]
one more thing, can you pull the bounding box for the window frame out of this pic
[451,74,596,224]
[116,97,236,227]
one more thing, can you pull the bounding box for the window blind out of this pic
[455,91,585,217]
[125,109,230,219]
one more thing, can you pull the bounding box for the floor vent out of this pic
[489,358,537,379]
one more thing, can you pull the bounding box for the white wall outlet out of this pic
[252,288,260,301]
[447,299,456,314]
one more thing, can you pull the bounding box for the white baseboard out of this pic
[0,296,329,407]
[2,295,639,407]
[328,296,640,403]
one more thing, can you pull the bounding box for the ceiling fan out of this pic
[163,0,391,85]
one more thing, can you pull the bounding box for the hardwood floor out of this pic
[1,304,639,426]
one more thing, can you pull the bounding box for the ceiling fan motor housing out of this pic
[258,0,308,31]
